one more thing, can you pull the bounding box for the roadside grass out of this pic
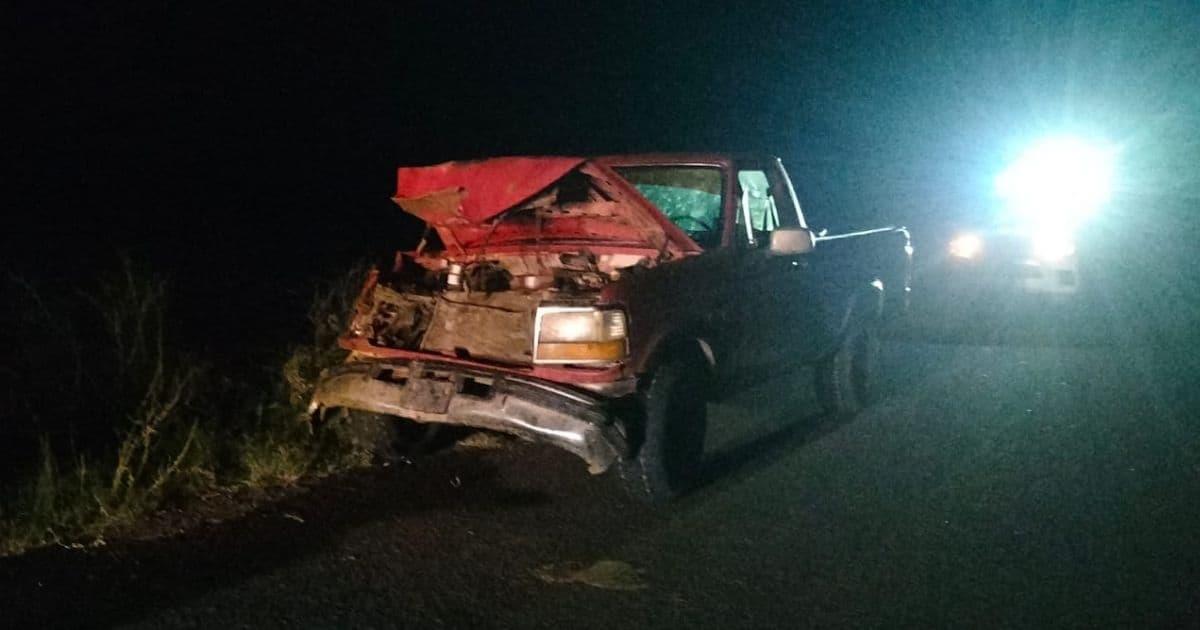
[239,262,375,487]
[0,260,374,556]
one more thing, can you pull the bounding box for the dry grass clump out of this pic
[0,260,375,556]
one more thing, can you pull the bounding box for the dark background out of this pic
[6,1,1199,352]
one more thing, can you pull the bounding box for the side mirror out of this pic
[768,228,815,255]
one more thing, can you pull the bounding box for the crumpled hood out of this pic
[394,157,585,223]
[392,157,698,257]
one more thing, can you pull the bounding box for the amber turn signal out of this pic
[535,340,627,363]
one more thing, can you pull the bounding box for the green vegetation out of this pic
[0,259,376,556]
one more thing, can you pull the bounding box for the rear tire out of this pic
[618,353,708,503]
[814,324,878,417]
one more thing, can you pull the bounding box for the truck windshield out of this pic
[613,166,723,247]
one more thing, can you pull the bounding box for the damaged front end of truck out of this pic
[308,157,699,474]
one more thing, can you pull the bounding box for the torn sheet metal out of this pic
[391,157,700,258]
[393,156,585,224]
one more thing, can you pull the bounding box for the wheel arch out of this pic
[827,280,885,350]
[636,326,718,384]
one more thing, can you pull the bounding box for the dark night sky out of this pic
[7,1,1199,292]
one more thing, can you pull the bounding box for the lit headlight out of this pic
[948,233,983,260]
[995,136,1115,223]
[533,306,628,364]
[1030,230,1076,262]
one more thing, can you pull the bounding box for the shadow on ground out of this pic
[695,410,836,494]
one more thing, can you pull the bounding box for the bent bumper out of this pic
[309,360,627,474]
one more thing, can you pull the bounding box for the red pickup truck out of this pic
[310,153,911,501]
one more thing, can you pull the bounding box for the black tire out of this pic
[343,410,446,463]
[814,324,879,417]
[618,353,708,503]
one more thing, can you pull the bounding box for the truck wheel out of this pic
[618,354,708,503]
[341,410,445,463]
[814,325,878,417]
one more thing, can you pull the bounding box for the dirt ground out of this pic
[3,334,1199,628]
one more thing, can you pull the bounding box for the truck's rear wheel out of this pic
[618,354,708,503]
[814,325,878,417]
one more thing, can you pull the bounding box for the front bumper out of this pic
[309,359,627,474]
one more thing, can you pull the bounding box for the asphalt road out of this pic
[4,336,1199,628]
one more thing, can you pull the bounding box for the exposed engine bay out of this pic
[347,251,649,366]
[343,158,701,368]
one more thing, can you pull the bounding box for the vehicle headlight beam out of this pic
[948,233,984,259]
[995,136,1115,225]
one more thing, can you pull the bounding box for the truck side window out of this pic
[735,165,804,247]
[736,169,781,246]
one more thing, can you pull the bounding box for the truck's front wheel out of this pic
[618,354,708,503]
[331,410,448,463]
[814,324,878,417]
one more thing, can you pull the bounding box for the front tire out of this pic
[340,410,446,463]
[618,353,708,503]
[814,325,878,417]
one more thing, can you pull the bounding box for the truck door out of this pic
[729,160,829,369]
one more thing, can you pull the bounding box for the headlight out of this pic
[1030,230,1076,262]
[995,136,1115,223]
[533,306,628,364]
[948,233,983,259]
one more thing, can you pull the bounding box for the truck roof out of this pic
[596,153,780,168]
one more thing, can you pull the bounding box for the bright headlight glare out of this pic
[948,233,983,259]
[996,136,1115,222]
[1030,230,1076,262]
[534,307,629,364]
